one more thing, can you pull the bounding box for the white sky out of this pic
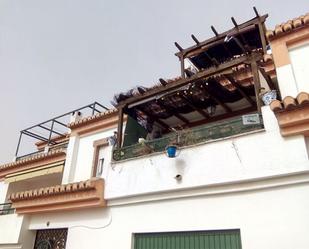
[0,0,308,163]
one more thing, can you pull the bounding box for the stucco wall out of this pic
[29,179,309,249]
[65,128,116,183]
[0,214,24,244]
[105,107,309,199]
[289,42,309,93]
[0,182,8,203]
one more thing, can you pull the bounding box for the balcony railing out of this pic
[113,114,264,161]
[0,202,15,215]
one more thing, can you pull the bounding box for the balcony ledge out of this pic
[0,149,66,180]
[8,178,106,214]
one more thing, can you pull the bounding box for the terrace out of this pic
[112,8,278,161]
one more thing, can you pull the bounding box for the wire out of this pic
[69,213,112,230]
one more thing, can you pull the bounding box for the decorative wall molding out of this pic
[0,149,66,180]
[9,178,106,214]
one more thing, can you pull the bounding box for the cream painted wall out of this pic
[289,42,309,93]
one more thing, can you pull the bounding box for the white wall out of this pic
[0,181,8,203]
[28,178,309,249]
[0,214,24,244]
[289,42,309,93]
[24,106,309,249]
[275,64,298,98]
[69,128,116,183]
[105,107,309,199]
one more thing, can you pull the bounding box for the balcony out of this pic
[8,178,106,214]
[113,114,264,161]
[0,149,66,182]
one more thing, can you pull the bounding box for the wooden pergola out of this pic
[115,8,277,148]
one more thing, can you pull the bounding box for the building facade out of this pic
[0,10,309,249]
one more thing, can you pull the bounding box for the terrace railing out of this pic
[0,202,15,215]
[113,114,263,161]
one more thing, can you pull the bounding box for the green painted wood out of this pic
[134,230,242,249]
[113,114,263,161]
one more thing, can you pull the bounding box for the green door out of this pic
[134,230,242,249]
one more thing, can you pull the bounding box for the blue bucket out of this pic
[166,145,177,158]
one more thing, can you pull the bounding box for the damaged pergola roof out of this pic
[114,7,278,148]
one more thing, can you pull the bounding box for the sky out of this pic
[0,0,308,163]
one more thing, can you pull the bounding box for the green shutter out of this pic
[134,230,242,249]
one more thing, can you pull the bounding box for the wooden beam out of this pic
[174,42,183,52]
[224,74,256,106]
[118,53,263,107]
[179,106,257,129]
[253,6,259,17]
[258,66,276,90]
[203,86,232,113]
[175,14,268,57]
[251,59,262,113]
[191,34,200,44]
[179,94,210,119]
[185,24,256,58]
[156,100,190,124]
[136,108,170,130]
[258,22,267,54]
[159,78,167,86]
[230,17,250,52]
[117,106,124,148]
[211,26,219,36]
[180,54,185,78]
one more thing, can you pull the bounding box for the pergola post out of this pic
[180,54,185,78]
[251,58,262,113]
[117,106,124,148]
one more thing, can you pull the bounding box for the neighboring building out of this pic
[0,9,309,249]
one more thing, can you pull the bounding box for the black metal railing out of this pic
[16,142,69,161]
[113,114,264,161]
[15,101,108,160]
[0,203,15,215]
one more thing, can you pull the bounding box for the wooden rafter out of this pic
[181,106,257,129]
[231,17,250,52]
[258,66,276,90]
[118,52,263,107]
[224,74,256,106]
[203,85,232,113]
[179,94,210,119]
[156,99,189,124]
[136,108,170,130]
[159,78,209,120]
[175,13,268,58]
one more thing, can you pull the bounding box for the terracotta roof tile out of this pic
[0,149,66,171]
[8,178,98,202]
[270,92,309,112]
[266,13,309,41]
[68,108,118,129]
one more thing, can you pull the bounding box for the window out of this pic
[92,138,109,178]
